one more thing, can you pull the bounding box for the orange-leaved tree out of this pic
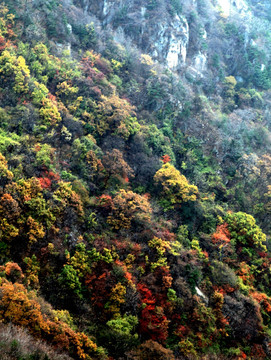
[102,149,134,183]
[0,274,106,359]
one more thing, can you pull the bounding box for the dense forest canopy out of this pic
[1,0,271,359]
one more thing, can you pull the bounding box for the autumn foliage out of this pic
[0,265,104,360]
[0,3,271,359]
[154,163,198,209]
[107,189,152,229]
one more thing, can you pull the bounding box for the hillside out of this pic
[1,0,271,359]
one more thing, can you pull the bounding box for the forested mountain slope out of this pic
[1,0,271,359]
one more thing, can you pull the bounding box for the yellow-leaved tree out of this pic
[107,189,152,230]
[154,163,198,210]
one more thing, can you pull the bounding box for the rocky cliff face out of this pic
[76,0,254,73]
[65,0,266,79]
[16,0,271,80]
[85,0,190,71]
